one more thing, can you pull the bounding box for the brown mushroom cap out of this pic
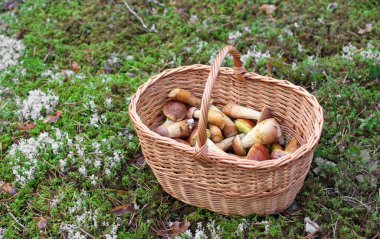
[246,143,270,161]
[285,137,300,153]
[257,106,272,123]
[163,101,187,121]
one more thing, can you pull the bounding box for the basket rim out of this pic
[129,64,324,169]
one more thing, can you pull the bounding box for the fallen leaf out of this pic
[18,122,36,131]
[304,217,319,235]
[315,157,337,167]
[171,220,191,237]
[1,182,18,196]
[110,204,135,215]
[36,217,47,229]
[285,201,300,213]
[72,62,80,73]
[136,155,146,166]
[16,28,28,40]
[259,4,276,16]
[46,111,62,123]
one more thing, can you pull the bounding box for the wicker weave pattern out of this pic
[129,46,324,216]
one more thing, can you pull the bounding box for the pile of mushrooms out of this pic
[155,88,300,161]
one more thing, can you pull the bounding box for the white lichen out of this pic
[0,35,25,71]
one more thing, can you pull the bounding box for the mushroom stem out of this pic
[222,103,261,120]
[156,120,190,138]
[215,133,245,151]
[241,118,282,148]
[168,88,201,107]
[231,134,247,156]
[206,139,229,156]
[162,118,175,127]
[189,127,211,147]
[210,105,238,137]
[188,108,225,129]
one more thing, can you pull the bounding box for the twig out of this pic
[43,45,53,63]
[77,227,96,239]
[342,196,371,213]
[7,205,26,229]
[122,0,148,29]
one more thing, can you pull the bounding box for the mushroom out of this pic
[246,143,270,161]
[209,124,223,143]
[162,118,175,127]
[163,101,187,121]
[234,119,256,134]
[241,118,282,149]
[257,106,272,123]
[209,105,238,137]
[270,138,300,159]
[206,139,229,156]
[215,133,245,151]
[168,88,201,107]
[187,107,225,129]
[156,120,191,138]
[285,137,300,153]
[222,104,274,122]
[270,144,287,159]
[189,127,211,147]
[231,134,246,156]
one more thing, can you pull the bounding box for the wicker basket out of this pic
[129,46,324,216]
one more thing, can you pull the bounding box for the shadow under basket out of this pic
[129,46,324,216]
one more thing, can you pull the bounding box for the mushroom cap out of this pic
[163,101,187,121]
[285,137,299,153]
[258,106,272,123]
[246,143,270,161]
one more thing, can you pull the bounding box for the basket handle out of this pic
[194,45,247,164]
